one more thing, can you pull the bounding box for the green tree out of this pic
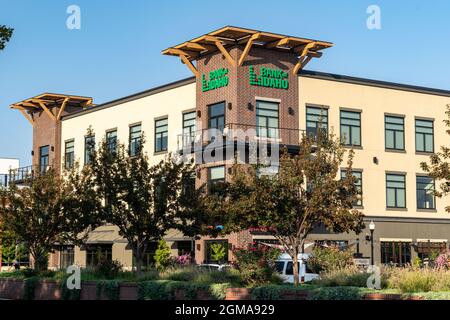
[421,105,450,212]
[210,242,226,263]
[90,134,207,276]
[0,165,101,271]
[214,133,364,286]
[154,239,172,271]
[0,25,13,51]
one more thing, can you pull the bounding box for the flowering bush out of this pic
[176,254,192,266]
[232,243,280,286]
[435,251,450,270]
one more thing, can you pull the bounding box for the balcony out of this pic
[8,165,52,185]
[177,123,306,154]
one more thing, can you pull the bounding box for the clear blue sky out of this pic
[1,0,449,166]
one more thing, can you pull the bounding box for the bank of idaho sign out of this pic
[201,68,229,92]
[249,66,289,90]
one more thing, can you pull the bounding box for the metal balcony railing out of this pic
[8,165,52,185]
[177,123,306,153]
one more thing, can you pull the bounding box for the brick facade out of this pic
[194,44,300,264]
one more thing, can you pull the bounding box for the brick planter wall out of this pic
[280,291,308,300]
[0,279,25,300]
[34,280,61,300]
[0,279,430,300]
[79,281,98,300]
[226,288,252,300]
[364,293,402,300]
[119,282,138,300]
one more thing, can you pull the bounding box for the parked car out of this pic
[196,263,232,272]
[275,253,319,283]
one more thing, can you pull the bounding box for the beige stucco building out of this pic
[10,27,450,269]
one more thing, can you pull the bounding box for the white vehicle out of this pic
[196,263,232,272]
[275,253,319,283]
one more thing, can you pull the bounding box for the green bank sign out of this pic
[249,66,289,90]
[201,68,229,92]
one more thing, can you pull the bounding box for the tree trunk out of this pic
[135,256,143,277]
[293,245,299,287]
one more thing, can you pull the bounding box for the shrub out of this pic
[232,244,280,286]
[435,251,450,269]
[313,267,370,287]
[307,286,363,300]
[161,266,243,286]
[210,243,227,263]
[385,267,450,293]
[251,284,314,300]
[137,280,229,300]
[308,247,354,274]
[96,280,120,300]
[23,277,39,300]
[154,239,174,271]
[94,259,123,279]
[176,254,192,266]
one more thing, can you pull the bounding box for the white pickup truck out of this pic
[274,253,320,283]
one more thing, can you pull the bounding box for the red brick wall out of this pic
[194,45,300,264]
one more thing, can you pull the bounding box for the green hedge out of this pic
[137,280,230,300]
[251,284,365,300]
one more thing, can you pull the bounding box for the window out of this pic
[59,245,74,269]
[381,242,411,266]
[86,244,112,267]
[416,176,436,209]
[385,115,405,150]
[177,241,193,257]
[106,130,117,154]
[340,110,361,146]
[415,119,434,153]
[208,102,225,131]
[256,100,279,138]
[341,170,363,206]
[64,140,74,170]
[315,240,349,251]
[182,111,196,147]
[39,145,49,173]
[386,174,406,208]
[129,124,142,157]
[155,118,168,152]
[208,166,225,193]
[306,106,328,139]
[84,135,95,165]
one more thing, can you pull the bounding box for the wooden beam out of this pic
[292,42,317,75]
[182,42,216,52]
[238,33,261,66]
[57,97,70,121]
[293,55,313,75]
[11,105,34,126]
[266,37,292,49]
[36,100,56,122]
[204,35,236,67]
[180,54,199,77]
[19,109,34,126]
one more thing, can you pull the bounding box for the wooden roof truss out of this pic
[10,93,93,126]
[162,26,333,76]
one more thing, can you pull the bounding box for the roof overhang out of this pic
[162,26,333,76]
[10,93,94,126]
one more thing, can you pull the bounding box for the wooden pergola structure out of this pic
[162,26,333,76]
[10,93,93,126]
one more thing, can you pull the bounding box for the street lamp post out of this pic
[369,221,376,265]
